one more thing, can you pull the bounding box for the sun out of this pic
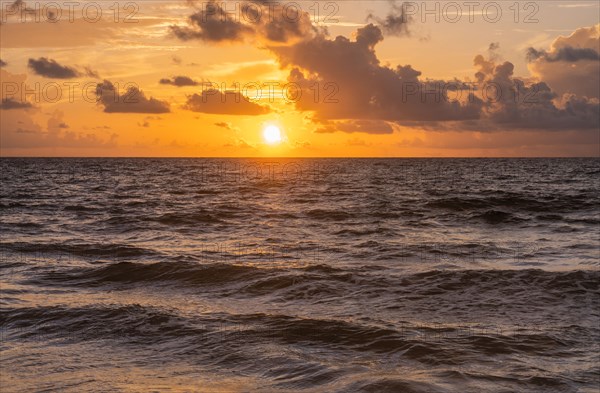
[263,125,282,145]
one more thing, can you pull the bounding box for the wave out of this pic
[153,211,225,225]
[1,242,156,259]
[306,209,355,221]
[471,210,525,224]
[25,263,600,305]
[2,304,587,357]
[426,193,598,213]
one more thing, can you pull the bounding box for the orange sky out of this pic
[0,1,599,157]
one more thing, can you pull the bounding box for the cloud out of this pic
[2,0,170,50]
[96,80,170,113]
[26,57,100,79]
[4,0,34,16]
[471,54,599,130]
[271,23,598,132]
[184,89,271,115]
[214,121,241,132]
[137,115,162,128]
[0,69,117,153]
[223,138,255,149]
[272,24,482,129]
[366,0,412,37]
[214,121,234,130]
[346,137,371,146]
[172,3,598,133]
[170,0,318,44]
[527,46,599,62]
[1,106,117,150]
[527,25,599,98]
[159,76,200,86]
[170,0,253,43]
[27,57,80,79]
[84,67,100,79]
[258,2,316,43]
[0,69,36,110]
[1,98,33,110]
[315,119,394,134]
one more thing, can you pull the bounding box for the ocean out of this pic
[1,158,599,392]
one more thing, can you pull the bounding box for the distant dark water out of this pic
[1,158,599,392]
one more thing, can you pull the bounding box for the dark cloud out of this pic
[367,0,412,37]
[0,98,34,110]
[173,2,598,134]
[96,80,170,114]
[527,25,599,98]
[28,57,80,79]
[170,0,253,43]
[215,121,233,129]
[84,67,100,79]
[170,0,317,44]
[27,58,99,79]
[273,24,482,127]
[159,76,199,86]
[489,42,500,51]
[271,23,598,132]
[259,3,316,43]
[6,0,34,15]
[184,89,271,115]
[469,54,599,130]
[527,47,599,62]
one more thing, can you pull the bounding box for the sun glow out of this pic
[263,125,282,145]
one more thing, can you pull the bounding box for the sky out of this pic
[0,0,599,157]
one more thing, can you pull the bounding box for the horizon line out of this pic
[1,156,599,159]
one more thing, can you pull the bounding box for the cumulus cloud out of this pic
[172,3,598,133]
[184,89,271,115]
[258,2,317,43]
[527,25,599,98]
[272,23,598,132]
[170,0,253,43]
[472,54,599,130]
[170,0,318,44]
[96,80,170,113]
[273,23,482,128]
[527,46,599,62]
[27,57,80,79]
[159,76,200,86]
[27,57,101,79]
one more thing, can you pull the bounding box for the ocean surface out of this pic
[0,158,599,392]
